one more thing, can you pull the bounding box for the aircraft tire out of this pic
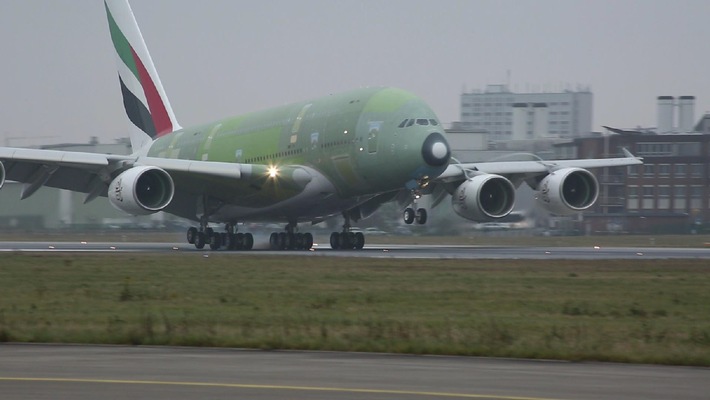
[304,233,314,250]
[354,232,365,250]
[209,233,222,250]
[269,232,279,249]
[194,232,206,249]
[243,233,254,250]
[403,208,415,224]
[330,232,340,249]
[186,227,198,244]
[416,208,428,224]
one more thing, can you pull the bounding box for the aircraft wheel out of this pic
[243,233,254,250]
[416,208,428,224]
[287,233,296,250]
[354,232,365,250]
[269,232,279,249]
[403,207,415,224]
[330,232,340,250]
[209,233,222,250]
[194,232,206,249]
[340,232,352,250]
[234,233,244,250]
[186,227,198,244]
[304,233,314,250]
[295,233,304,250]
[205,227,214,238]
[224,233,235,250]
[278,232,288,250]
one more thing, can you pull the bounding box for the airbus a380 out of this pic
[0,0,641,251]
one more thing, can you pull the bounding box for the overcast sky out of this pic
[2,0,710,146]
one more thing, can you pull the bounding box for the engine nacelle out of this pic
[452,174,516,222]
[0,161,5,189]
[108,166,174,215]
[535,167,599,215]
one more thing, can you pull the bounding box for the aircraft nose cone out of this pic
[421,132,451,167]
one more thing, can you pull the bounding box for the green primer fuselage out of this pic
[146,87,449,222]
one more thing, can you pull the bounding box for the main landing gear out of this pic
[329,212,365,250]
[268,221,314,250]
[186,221,254,251]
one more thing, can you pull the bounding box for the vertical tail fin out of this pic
[104,0,181,152]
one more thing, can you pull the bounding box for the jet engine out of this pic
[452,174,515,221]
[0,161,5,189]
[535,167,599,215]
[108,166,175,215]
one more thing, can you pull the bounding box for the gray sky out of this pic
[2,0,710,146]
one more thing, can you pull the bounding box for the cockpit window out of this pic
[406,119,415,127]
[429,119,439,126]
[416,119,429,126]
[398,119,409,128]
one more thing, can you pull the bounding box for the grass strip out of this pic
[1,254,709,366]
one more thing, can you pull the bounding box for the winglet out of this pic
[622,147,642,160]
[104,0,181,152]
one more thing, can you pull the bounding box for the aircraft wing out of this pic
[435,149,643,183]
[0,148,307,210]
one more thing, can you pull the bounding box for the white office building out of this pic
[460,84,593,141]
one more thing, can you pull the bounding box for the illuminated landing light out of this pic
[359,147,364,152]
[268,166,280,178]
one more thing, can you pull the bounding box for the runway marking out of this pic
[0,377,565,400]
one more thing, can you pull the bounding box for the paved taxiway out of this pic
[1,344,708,400]
[1,240,710,259]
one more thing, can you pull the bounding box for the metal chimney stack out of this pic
[657,96,675,133]
[678,96,695,133]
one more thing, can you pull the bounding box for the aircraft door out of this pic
[367,121,381,153]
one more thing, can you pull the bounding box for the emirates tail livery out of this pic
[0,0,642,250]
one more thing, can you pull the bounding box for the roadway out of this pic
[1,240,710,259]
[1,344,708,400]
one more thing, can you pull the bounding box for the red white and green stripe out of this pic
[104,0,180,140]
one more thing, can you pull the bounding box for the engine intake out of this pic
[452,174,515,221]
[109,166,174,215]
[0,161,5,189]
[536,167,599,215]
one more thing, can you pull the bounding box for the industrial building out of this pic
[459,84,593,141]
[555,124,710,234]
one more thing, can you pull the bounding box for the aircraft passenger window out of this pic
[398,119,409,128]
[406,119,415,127]
[416,119,429,125]
[429,119,439,126]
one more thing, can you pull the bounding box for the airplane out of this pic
[0,0,642,251]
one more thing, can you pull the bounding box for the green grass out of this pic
[1,254,709,366]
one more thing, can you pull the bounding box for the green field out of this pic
[1,254,709,366]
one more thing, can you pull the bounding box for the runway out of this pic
[1,239,710,259]
[1,344,708,400]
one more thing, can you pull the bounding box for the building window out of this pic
[628,165,639,176]
[673,185,686,211]
[691,185,704,209]
[658,164,670,177]
[644,164,655,177]
[627,185,639,210]
[675,164,687,177]
[691,164,704,178]
[658,185,671,209]
[642,186,654,210]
